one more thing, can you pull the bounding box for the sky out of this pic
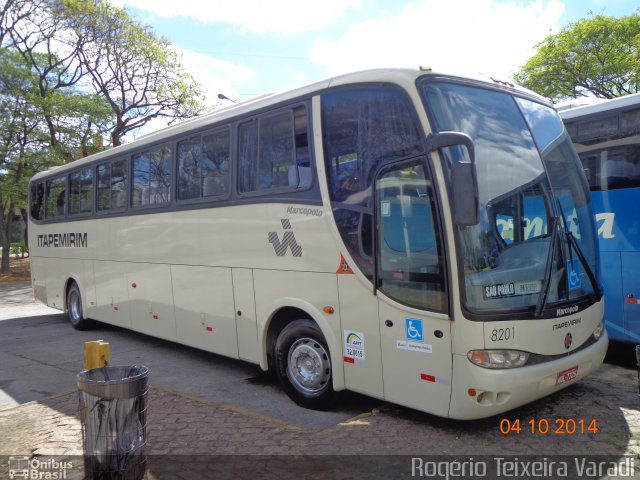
[109,0,639,109]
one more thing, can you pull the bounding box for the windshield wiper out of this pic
[556,202,601,298]
[535,216,560,318]
[565,231,600,295]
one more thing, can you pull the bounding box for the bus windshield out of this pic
[421,81,600,316]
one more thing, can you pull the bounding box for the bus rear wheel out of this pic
[274,319,339,411]
[67,283,91,330]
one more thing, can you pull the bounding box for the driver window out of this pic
[376,160,447,313]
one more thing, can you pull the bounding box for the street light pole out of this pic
[217,93,236,103]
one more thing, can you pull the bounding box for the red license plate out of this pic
[556,366,579,385]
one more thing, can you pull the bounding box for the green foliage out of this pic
[9,241,27,256]
[0,0,205,272]
[59,0,206,146]
[515,14,640,102]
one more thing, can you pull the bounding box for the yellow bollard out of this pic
[84,340,110,370]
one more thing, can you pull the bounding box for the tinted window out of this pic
[291,106,312,189]
[97,159,127,211]
[238,121,259,192]
[202,129,231,197]
[322,85,423,280]
[578,144,640,191]
[69,167,94,215]
[30,182,45,220]
[376,161,447,312]
[258,111,294,190]
[177,127,231,200]
[45,176,66,219]
[239,106,310,193]
[177,137,202,200]
[322,86,422,206]
[132,144,171,207]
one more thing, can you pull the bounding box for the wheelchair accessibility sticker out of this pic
[567,258,581,292]
[405,318,424,342]
[398,318,432,354]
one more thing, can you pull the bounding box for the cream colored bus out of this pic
[28,68,607,419]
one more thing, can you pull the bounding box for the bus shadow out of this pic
[0,312,381,430]
[605,340,639,370]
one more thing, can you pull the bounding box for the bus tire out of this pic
[274,319,339,411]
[67,283,91,330]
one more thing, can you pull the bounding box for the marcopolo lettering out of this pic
[286,206,324,217]
[556,305,579,317]
[37,232,88,248]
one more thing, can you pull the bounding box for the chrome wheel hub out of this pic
[287,338,331,395]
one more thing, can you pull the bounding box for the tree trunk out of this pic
[0,210,12,275]
[21,207,29,254]
[0,241,9,274]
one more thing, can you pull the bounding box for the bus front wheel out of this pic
[274,319,339,411]
[67,283,90,331]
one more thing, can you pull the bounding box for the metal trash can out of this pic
[77,365,149,480]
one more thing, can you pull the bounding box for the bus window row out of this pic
[30,105,311,221]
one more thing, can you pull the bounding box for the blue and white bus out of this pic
[561,94,640,343]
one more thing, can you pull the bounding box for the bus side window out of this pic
[238,120,259,193]
[112,159,127,209]
[30,182,45,220]
[202,127,230,197]
[239,106,307,193]
[177,137,202,200]
[45,176,66,219]
[321,85,423,280]
[603,145,640,189]
[69,167,94,215]
[132,144,171,208]
[577,145,640,191]
[259,111,295,189]
[289,106,312,189]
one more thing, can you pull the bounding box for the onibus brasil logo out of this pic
[9,456,73,479]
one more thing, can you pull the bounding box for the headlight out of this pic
[467,350,529,369]
[593,321,605,340]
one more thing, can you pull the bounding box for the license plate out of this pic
[556,366,579,385]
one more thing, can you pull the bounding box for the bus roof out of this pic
[31,67,546,182]
[560,92,640,121]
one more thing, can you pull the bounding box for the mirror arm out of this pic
[425,131,475,163]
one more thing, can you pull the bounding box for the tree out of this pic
[0,47,48,273]
[514,13,640,102]
[0,0,37,47]
[0,46,108,272]
[0,0,204,273]
[60,0,206,147]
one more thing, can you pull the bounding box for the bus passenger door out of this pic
[375,159,453,416]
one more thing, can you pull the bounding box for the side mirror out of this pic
[426,131,479,226]
[451,161,479,226]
